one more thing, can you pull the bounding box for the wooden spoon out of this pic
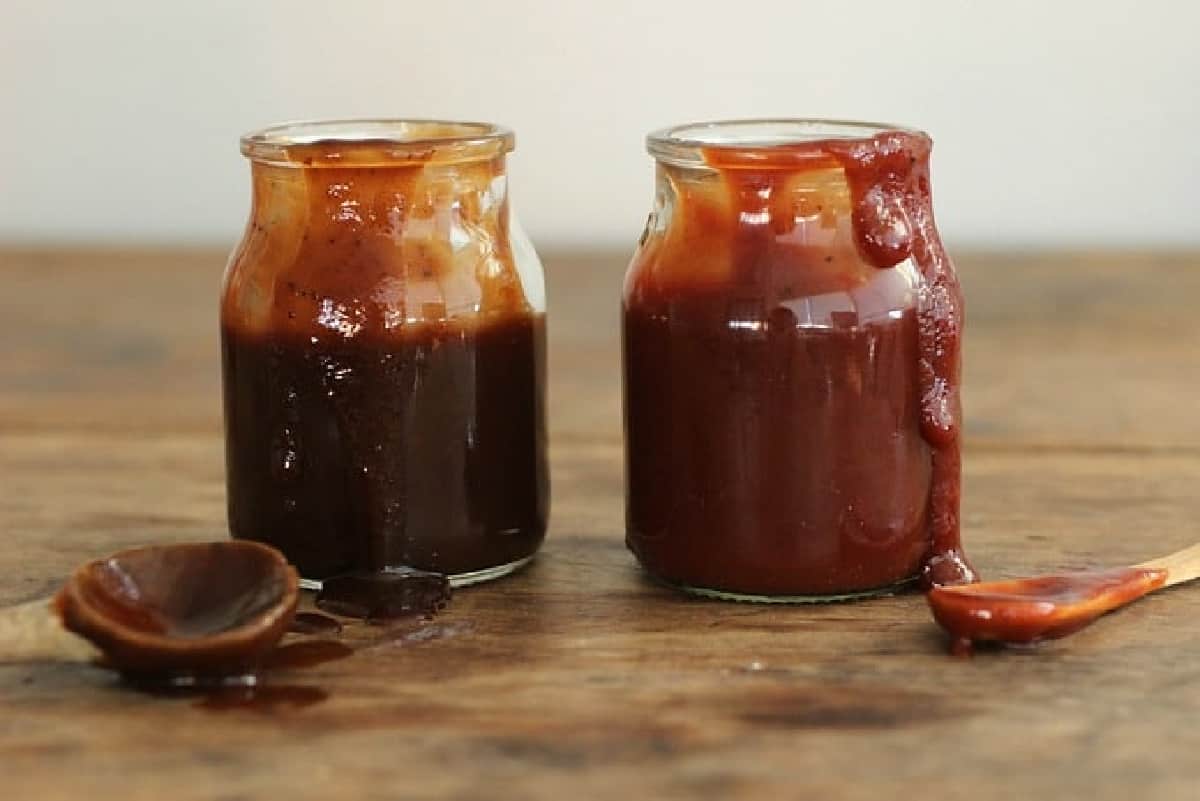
[927,543,1200,653]
[0,541,298,678]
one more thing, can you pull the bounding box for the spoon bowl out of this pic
[928,567,1167,649]
[54,541,299,677]
[927,542,1200,654]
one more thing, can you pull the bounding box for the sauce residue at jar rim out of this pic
[927,566,1168,655]
[701,129,977,590]
[223,316,548,582]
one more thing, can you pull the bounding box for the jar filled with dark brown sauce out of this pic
[623,119,976,601]
[222,120,548,588]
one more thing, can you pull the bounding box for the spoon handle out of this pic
[1137,543,1200,588]
[0,599,99,664]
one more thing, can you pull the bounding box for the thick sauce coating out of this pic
[222,139,547,582]
[928,567,1167,654]
[624,130,974,597]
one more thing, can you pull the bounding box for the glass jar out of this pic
[622,119,976,602]
[222,120,548,589]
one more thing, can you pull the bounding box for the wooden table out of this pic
[2,247,1199,800]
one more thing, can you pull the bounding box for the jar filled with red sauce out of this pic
[623,119,976,601]
[222,120,548,588]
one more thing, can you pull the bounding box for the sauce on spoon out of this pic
[928,566,1168,655]
[53,540,299,678]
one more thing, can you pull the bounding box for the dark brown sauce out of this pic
[62,546,290,639]
[927,566,1167,654]
[222,316,548,580]
[315,570,451,621]
[623,129,974,597]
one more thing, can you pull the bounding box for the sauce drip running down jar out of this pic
[222,120,548,588]
[622,119,976,601]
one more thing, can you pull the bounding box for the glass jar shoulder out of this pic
[222,171,544,338]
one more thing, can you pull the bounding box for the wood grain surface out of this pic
[2,247,1199,800]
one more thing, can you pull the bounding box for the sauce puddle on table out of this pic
[927,566,1168,655]
[124,571,453,711]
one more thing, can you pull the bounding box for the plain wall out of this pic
[1,0,1197,249]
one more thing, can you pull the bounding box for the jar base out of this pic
[655,575,918,604]
[298,555,536,592]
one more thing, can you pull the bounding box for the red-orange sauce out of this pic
[927,566,1168,654]
[623,129,976,597]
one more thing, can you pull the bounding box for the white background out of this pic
[1,0,1196,249]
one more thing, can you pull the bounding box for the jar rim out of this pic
[646,118,925,167]
[240,119,515,167]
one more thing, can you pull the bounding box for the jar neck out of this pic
[653,159,856,220]
[644,122,937,275]
[247,156,511,245]
[639,127,941,305]
[643,158,881,299]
